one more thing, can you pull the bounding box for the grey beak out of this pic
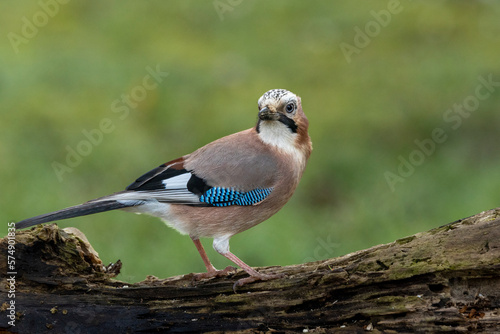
[259,107,279,121]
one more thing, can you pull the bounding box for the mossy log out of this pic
[1,209,500,333]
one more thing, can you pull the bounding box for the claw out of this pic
[233,272,285,293]
[192,265,237,281]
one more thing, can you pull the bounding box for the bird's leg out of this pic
[221,251,285,290]
[191,237,236,280]
[212,236,285,290]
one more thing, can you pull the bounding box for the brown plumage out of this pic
[16,89,312,289]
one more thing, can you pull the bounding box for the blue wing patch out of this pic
[199,187,273,207]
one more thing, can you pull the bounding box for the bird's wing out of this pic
[184,129,279,190]
[116,130,278,207]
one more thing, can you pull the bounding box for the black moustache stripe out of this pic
[256,114,298,133]
[278,114,298,133]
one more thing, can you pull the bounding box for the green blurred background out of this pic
[1,1,499,283]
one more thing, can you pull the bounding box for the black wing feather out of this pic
[126,164,188,191]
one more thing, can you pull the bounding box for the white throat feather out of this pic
[258,120,299,156]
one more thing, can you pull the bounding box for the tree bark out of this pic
[1,208,500,333]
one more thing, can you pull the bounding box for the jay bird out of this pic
[16,89,312,287]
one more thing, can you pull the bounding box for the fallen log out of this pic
[1,208,499,333]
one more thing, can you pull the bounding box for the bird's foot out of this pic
[233,272,286,292]
[192,266,237,281]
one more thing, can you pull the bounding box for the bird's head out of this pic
[256,89,311,158]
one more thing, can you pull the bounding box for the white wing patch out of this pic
[107,191,197,203]
[106,171,200,204]
[162,173,191,190]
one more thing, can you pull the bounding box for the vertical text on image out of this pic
[6,222,17,327]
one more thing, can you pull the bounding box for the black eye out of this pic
[285,103,295,113]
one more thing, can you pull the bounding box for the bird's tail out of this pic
[15,199,134,230]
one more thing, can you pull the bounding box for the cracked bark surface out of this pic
[1,208,499,333]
